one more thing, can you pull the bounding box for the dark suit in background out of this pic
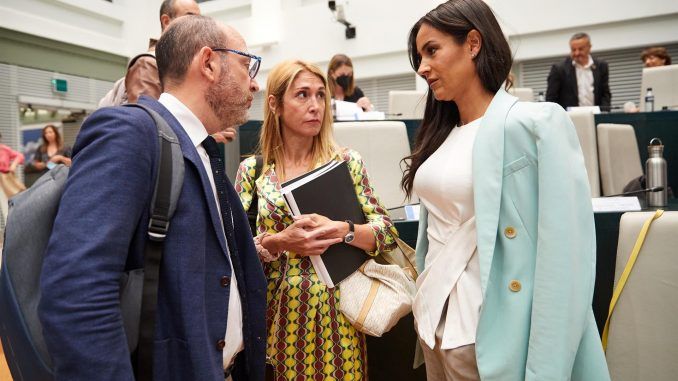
[38,96,267,380]
[546,57,612,111]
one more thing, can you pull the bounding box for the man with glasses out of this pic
[39,15,267,381]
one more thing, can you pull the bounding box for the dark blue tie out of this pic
[202,136,238,257]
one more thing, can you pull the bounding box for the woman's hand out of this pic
[32,161,47,171]
[298,213,378,253]
[265,216,343,256]
[50,155,72,166]
[296,214,348,241]
[356,97,373,112]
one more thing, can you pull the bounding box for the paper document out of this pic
[280,160,368,288]
[592,197,641,212]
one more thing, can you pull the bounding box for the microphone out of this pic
[604,186,664,197]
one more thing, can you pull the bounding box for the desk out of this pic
[595,111,678,195]
[395,199,678,336]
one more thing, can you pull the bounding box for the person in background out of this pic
[0,132,26,221]
[403,0,610,380]
[30,124,72,173]
[545,32,611,111]
[641,46,672,68]
[125,0,201,104]
[234,59,398,380]
[327,53,373,111]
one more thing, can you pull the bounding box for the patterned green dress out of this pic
[234,149,398,381]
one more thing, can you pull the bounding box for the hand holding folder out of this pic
[280,160,368,288]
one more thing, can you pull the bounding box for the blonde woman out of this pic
[234,60,398,380]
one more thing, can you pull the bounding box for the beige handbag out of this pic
[339,238,417,337]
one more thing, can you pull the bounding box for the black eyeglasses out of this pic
[211,48,261,79]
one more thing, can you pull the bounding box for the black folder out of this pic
[281,161,368,286]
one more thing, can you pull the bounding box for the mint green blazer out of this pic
[415,89,610,380]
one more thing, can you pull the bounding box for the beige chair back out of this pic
[568,110,601,197]
[597,123,643,195]
[332,121,415,209]
[507,87,534,102]
[388,90,426,119]
[606,211,678,381]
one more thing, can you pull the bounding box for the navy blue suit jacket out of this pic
[39,97,267,380]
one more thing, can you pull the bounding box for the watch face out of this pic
[344,232,355,243]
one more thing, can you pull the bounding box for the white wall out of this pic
[489,0,678,60]
[2,0,678,80]
[0,0,163,58]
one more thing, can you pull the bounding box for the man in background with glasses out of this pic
[39,15,267,381]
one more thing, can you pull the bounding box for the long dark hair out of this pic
[401,0,513,198]
[40,124,63,153]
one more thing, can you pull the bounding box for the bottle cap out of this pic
[648,137,664,155]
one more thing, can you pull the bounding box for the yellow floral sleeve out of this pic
[339,148,399,256]
[234,155,258,212]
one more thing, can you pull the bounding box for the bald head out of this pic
[160,0,201,32]
[156,15,226,86]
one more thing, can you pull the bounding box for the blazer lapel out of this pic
[472,88,517,295]
[591,58,601,99]
[564,60,578,99]
[140,97,230,257]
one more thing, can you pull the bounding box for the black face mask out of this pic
[335,74,352,89]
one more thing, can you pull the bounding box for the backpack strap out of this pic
[123,103,184,381]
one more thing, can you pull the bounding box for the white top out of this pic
[158,93,244,369]
[412,117,483,350]
[573,55,595,107]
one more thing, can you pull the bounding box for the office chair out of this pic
[568,110,601,197]
[507,87,534,102]
[388,91,426,119]
[332,121,416,209]
[597,123,643,196]
[605,211,678,381]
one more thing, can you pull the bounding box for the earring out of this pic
[471,52,476,58]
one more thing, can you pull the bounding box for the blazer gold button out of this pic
[504,226,517,239]
[509,280,522,292]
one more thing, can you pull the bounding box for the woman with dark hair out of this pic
[403,1,610,380]
[327,53,373,111]
[31,124,72,172]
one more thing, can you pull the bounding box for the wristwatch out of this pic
[343,220,355,244]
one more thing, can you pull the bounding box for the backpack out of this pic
[97,53,156,108]
[0,103,184,381]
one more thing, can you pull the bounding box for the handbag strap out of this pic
[354,275,381,332]
[602,209,664,352]
[380,237,418,280]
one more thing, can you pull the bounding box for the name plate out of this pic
[592,197,641,212]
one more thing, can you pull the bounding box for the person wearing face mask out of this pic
[328,54,373,111]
